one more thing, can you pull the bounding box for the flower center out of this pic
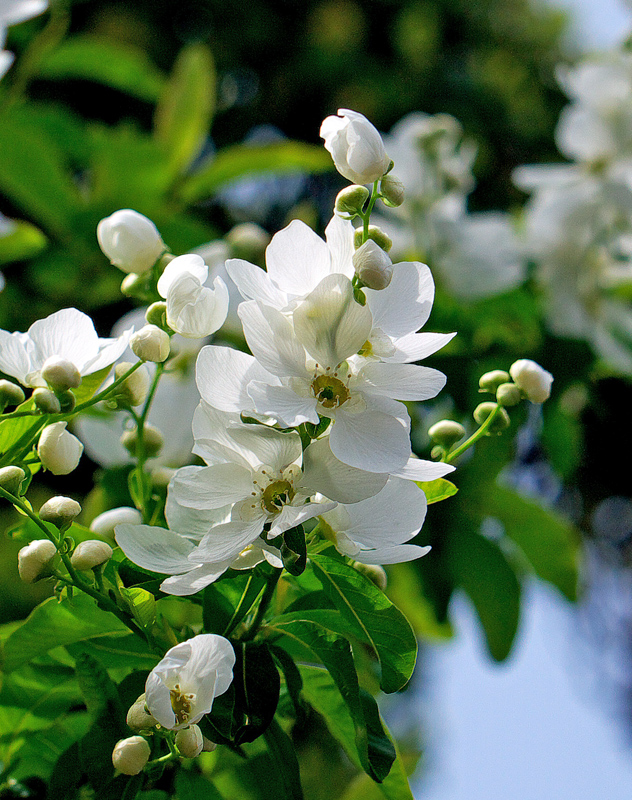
[170,683,196,726]
[311,374,350,409]
[261,479,295,514]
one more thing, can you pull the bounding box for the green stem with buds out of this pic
[360,181,380,243]
[443,404,503,463]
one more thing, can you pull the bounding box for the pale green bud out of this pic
[352,240,393,290]
[41,357,81,392]
[175,724,204,758]
[39,496,82,529]
[126,694,158,732]
[121,424,164,458]
[353,562,387,591]
[120,272,149,298]
[112,736,151,775]
[18,539,57,583]
[0,466,26,495]
[57,390,76,413]
[473,402,510,432]
[0,380,25,411]
[113,363,151,407]
[496,383,522,407]
[130,325,170,363]
[226,222,270,261]
[335,185,370,217]
[428,419,466,448]
[354,225,393,252]
[145,301,169,330]
[33,388,61,414]
[380,173,405,207]
[71,540,113,571]
[478,370,511,393]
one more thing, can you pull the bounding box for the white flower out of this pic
[97,209,165,274]
[0,308,131,388]
[318,477,430,564]
[144,634,235,730]
[157,254,229,339]
[320,109,391,185]
[38,422,83,475]
[509,359,553,403]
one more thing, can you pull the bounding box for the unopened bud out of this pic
[0,465,25,495]
[71,540,113,571]
[112,736,151,775]
[90,506,142,539]
[57,390,76,413]
[18,539,57,583]
[97,209,165,274]
[430,445,444,460]
[126,694,157,732]
[473,402,510,432]
[478,370,510,393]
[113,363,151,407]
[33,388,61,414]
[428,419,466,448]
[38,422,83,475]
[130,325,170,363]
[354,225,392,252]
[353,561,387,591]
[120,272,149,298]
[39,496,81,529]
[226,223,270,261]
[121,424,164,458]
[509,359,553,404]
[335,185,370,217]
[145,301,169,330]
[352,240,393,290]
[175,725,204,758]
[496,383,522,407]
[41,357,81,392]
[0,380,25,410]
[380,173,405,207]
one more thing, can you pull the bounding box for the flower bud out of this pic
[18,539,57,583]
[57,390,76,413]
[175,725,204,758]
[121,424,164,458]
[0,465,25,495]
[145,301,169,330]
[334,185,370,217]
[353,225,393,252]
[33,388,61,414]
[0,379,25,411]
[39,496,82,529]
[320,109,391,185]
[97,210,165,274]
[126,694,158,732]
[90,506,142,539]
[71,540,113,571]
[113,363,151,407]
[353,562,388,591]
[352,240,393,290]
[428,419,466,448]
[38,422,83,475]
[41,356,81,392]
[496,383,522,408]
[130,325,170,363]
[509,359,553,404]
[473,402,510,432]
[226,222,270,261]
[380,173,405,207]
[112,736,151,775]
[478,370,511,393]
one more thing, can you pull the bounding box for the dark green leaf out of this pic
[263,718,304,800]
[232,642,280,744]
[270,644,305,722]
[281,525,307,576]
[175,770,225,800]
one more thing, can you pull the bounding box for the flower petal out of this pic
[226,258,288,307]
[359,362,446,401]
[301,436,387,503]
[170,463,254,510]
[195,345,274,412]
[238,301,309,378]
[248,381,319,427]
[329,408,411,473]
[365,262,435,337]
[265,219,331,296]
[115,524,196,573]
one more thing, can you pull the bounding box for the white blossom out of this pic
[97,209,165,274]
[320,109,391,185]
[509,359,553,404]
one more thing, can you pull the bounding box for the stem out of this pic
[444,404,503,463]
[241,568,282,641]
[131,363,165,523]
[360,181,380,243]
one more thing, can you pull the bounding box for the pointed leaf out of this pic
[415,478,458,504]
[262,718,304,800]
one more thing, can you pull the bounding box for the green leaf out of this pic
[175,771,225,800]
[232,642,280,744]
[203,572,266,636]
[270,644,305,722]
[0,594,132,672]
[486,485,580,601]
[73,365,113,403]
[386,563,453,641]
[266,616,394,781]
[0,219,48,265]
[36,36,165,101]
[179,141,332,203]
[120,587,157,631]
[309,553,417,693]
[447,524,521,662]
[70,634,159,671]
[280,524,307,576]
[262,718,304,800]
[75,651,123,721]
[300,666,409,800]
[416,478,458,504]
[154,43,216,177]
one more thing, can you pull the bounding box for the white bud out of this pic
[121,424,164,458]
[39,495,82,528]
[175,724,204,758]
[112,736,151,775]
[97,210,165,274]
[18,539,57,583]
[126,694,158,731]
[71,540,113,571]
[334,185,370,217]
[320,109,391,185]
[352,240,393,290]
[113,363,151,407]
[509,359,554,404]
[0,379,25,410]
[41,356,81,392]
[33,387,61,414]
[90,506,142,539]
[0,465,25,495]
[38,422,83,475]
[130,325,170,363]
